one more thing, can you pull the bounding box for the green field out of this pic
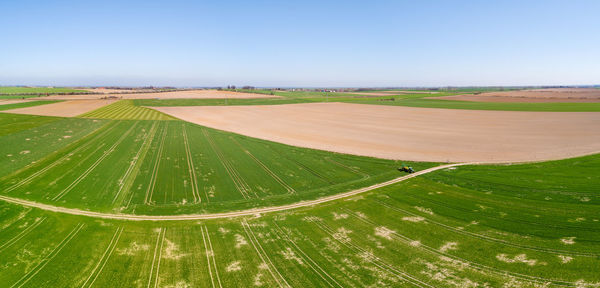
[79,100,177,120]
[133,89,600,112]
[0,101,61,111]
[0,87,89,98]
[0,153,598,287]
[0,104,598,287]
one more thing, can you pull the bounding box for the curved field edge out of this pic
[78,100,176,120]
[134,91,600,112]
[0,117,433,215]
[0,100,61,111]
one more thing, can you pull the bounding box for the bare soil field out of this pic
[40,89,280,100]
[431,88,600,103]
[0,100,30,106]
[2,100,116,117]
[152,102,600,162]
[82,88,156,94]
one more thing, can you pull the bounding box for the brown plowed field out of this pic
[40,89,280,100]
[0,100,30,106]
[2,100,116,117]
[152,102,600,162]
[430,88,600,102]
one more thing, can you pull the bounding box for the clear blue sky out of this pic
[1,0,599,87]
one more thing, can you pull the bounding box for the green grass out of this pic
[0,110,598,286]
[0,100,60,111]
[79,100,177,120]
[0,152,598,287]
[0,87,89,98]
[0,118,431,214]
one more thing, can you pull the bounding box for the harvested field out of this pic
[1,100,116,117]
[0,100,30,106]
[152,102,600,162]
[431,88,600,103]
[41,89,281,100]
[350,90,439,96]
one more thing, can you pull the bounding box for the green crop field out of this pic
[0,107,598,287]
[79,100,177,120]
[0,87,89,99]
[0,101,61,111]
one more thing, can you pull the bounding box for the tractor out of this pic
[398,165,415,173]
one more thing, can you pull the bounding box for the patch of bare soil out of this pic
[1,100,116,117]
[39,90,280,100]
[0,100,31,106]
[350,91,439,96]
[152,102,600,162]
[430,88,600,103]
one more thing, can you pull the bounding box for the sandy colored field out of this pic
[431,88,600,103]
[0,99,30,106]
[153,102,600,162]
[40,89,280,100]
[82,87,155,94]
[2,100,116,117]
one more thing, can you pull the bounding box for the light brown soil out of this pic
[2,100,116,117]
[430,88,600,103]
[152,102,600,162]
[83,88,155,94]
[0,100,30,106]
[40,89,280,100]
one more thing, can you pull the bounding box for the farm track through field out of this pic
[201,225,223,288]
[0,217,46,253]
[147,227,166,288]
[81,226,124,288]
[0,163,466,220]
[144,122,168,205]
[183,125,201,203]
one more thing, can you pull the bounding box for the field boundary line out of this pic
[0,163,468,220]
[10,223,85,288]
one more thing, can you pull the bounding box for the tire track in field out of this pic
[52,122,138,201]
[201,225,223,288]
[241,220,291,288]
[342,208,576,287]
[81,226,124,288]
[0,163,469,220]
[112,123,158,205]
[325,157,370,180]
[231,137,296,194]
[0,217,46,253]
[202,129,254,199]
[2,121,118,193]
[372,199,600,257]
[10,223,85,288]
[182,124,201,203]
[147,227,166,288]
[144,122,168,205]
[307,218,435,288]
[272,222,342,288]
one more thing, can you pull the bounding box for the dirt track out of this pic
[431,88,600,103]
[0,163,466,221]
[40,89,280,100]
[1,100,116,117]
[153,102,600,162]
